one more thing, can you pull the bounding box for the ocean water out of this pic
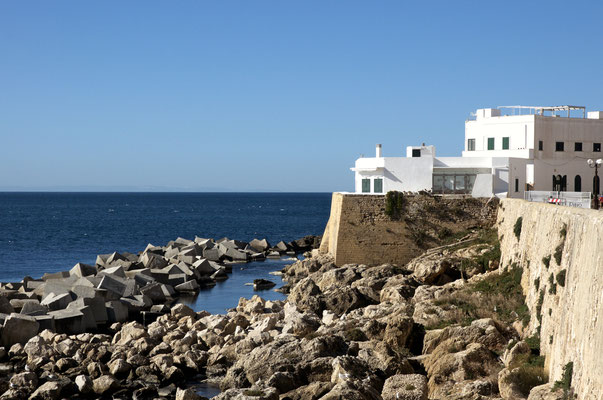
[0,192,331,283]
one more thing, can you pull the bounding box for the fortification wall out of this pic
[498,199,603,399]
[320,192,497,266]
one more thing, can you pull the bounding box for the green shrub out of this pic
[534,277,540,290]
[514,217,523,240]
[385,191,405,220]
[506,353,547,396]
[548,273,557,295]
[554,243,564,265]
[542,255,551,269]
[536,289,545,325]
[556,269,567,287]
[553,362,573,399]
[560,224,567,239]
[525,334,540,352]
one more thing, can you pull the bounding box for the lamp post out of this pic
[587,158,602,209]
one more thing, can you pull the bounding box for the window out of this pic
[555,142,564,152]
[515,178,519,192]
[412,149,421,157]
[374,178,383,193]
[487,137,495,150]
[502,137,510,150]
[467,139,475,151]
[595,143,602,152]
[575,175,581,192]
[361,179,370,193]
[552,175,566,191]
[575,142,583,152]
[538,140,543,151]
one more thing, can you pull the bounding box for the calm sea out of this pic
[0,192,331,312]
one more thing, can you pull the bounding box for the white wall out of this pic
[464,114,535,157]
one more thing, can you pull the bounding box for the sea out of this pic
[0,192,332,314]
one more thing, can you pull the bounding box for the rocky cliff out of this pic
[497,199,603,399]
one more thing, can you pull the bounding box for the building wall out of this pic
[533,158,600,194]
[498,199,603,399]
[353,156,433,193]
[534,116,603,160]
[464,114,535,157]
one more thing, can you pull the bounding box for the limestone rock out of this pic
[92,375,120,395]
[30,381,63,400]
[75,375,93,394]
[381,374,428,400]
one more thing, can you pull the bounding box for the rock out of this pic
[381,374,428,400]
[92,375,120,395]
[40,292,73,311]
[175,387,204,400]
[527,383,567,400]
[2,313,39,347]
[75,375,93,394]
[140,282,167,303]
[30,381,63,400]
[9,371,38,390]
[171,303,196,319]
[249,239,271,252]
[253,279,276,290]
[175,280,200,293]
[498,367,529,400]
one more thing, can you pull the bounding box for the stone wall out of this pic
[320,192,497,267]
[497,199,603,399]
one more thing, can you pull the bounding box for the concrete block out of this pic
[119,297,147,312]
[69,263,97,278]
[0,297,14,314]
[164,246,180,260]
[144,243,164,255]
[174,280,199,293]
[167,274,187,287]
[161,284,176,298]
[140,253,169,269]
[97,275,126,298]
[174,237,194,246]
[25,280,44,291]
[4,282,22,291]
[65,303,97,331]
[41,271,70,281]
[49,308,85,334]
[106,252,127,265]
[95,253,111,267]
[160,264,184,275]
[133,272,156,287]
[202,248,221,262]
[41,292,75,311]
[211,268,228,281]
[193,259,217,276]
[73,277,95,288]
[275,241,289,252]
[20,301,48,316]
[33,315,55,332]
[139,283,166,303]
[98,266,126,279]
[150,304,170,314]
[67,297,107,325]
[10,299,39,313]
[2,314,40,346]
[150,270,170,285]
[105,301,128,323]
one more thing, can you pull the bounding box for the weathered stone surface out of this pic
[381,374,427,400]
[69,262,97,277]
[92,375,120,395]
[75,374,93,394]
[2,314,39,346]
[527,383,566,400]
[30,381,63,400]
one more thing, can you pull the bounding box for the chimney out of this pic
[376,144,382,158]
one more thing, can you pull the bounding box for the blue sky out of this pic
[1,1,603,192]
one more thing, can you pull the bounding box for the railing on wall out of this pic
[524,191,592,209]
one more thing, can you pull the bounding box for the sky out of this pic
[1,1,603,192]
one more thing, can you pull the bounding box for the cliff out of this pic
[497,199,603,399]
[320,192,497,266]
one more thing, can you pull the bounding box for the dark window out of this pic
[553,175,566,191]
[538,140,543,151]
[361,179,370,193]
[575,175,581,192]
[575,142,582,152]
[374,178,383,193]
[556,142,564,152]
[467,139,475,151]
[515,178,519,192]
[503,137,510,150]
[412,149,421,157]
[487,137,495,150]
[595,143,602,152]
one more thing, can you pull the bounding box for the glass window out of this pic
[444,176,455,193]
[595,143,602,152]
[467,175,476,192]
[412,149,421,157]
[433,175,444,193]
[361,179,370,193]
[467,139,475,151]
[487,138,495,150]
[502,137,509,150]
[455,175,465,191]
[556,142,564,152]
[538,140,543,151]
[575,142,582,152]
[374,178,383,193]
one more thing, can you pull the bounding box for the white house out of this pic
[351,105,603,198]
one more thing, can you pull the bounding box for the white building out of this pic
[351,105,603,198]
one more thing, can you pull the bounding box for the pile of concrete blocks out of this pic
[0,235,321,346]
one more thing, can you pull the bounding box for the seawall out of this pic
[320,192,497,266]
[498,199,603,399]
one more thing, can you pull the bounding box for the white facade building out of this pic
[351,105,603,198]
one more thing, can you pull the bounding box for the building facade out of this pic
[351,105,603,198]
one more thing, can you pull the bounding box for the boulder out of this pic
[381,374,428,400]
[527,383,567,400]
[75,374,93,394]
[92,375,120,395]
[175,387,204,400]
[249,239,271,252]
[30,381,63,400]
[253,279,276,290]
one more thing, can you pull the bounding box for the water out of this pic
[0,192,331,282]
